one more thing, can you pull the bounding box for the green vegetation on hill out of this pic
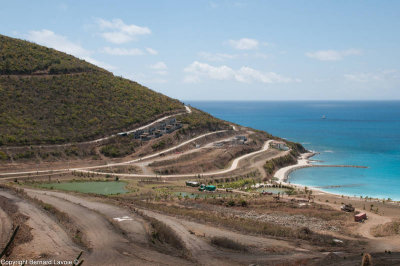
[264,154,297,178]
[0,34,184,145]
[0,35,104,75]
[177,108,230,132]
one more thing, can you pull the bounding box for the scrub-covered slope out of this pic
[0,34,184,145]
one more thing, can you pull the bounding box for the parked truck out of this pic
[354,212,367,222]
[198,184,216,192]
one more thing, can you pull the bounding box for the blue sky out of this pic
[1,0,400,100]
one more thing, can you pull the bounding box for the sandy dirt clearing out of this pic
[24,188,148,245]
[0,189,80,261]
[0,205,12,248]
[25,189,191,265]
[139,208,239,266]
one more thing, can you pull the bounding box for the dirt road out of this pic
[0,189,80,261]
[25,189,224,265]
[319,199,400,252]
[0,204,12,248]
[2,107,190,151]
[77,139,274,178]
[24,189,191,265]
[0,130,228,179]
[21,188,317,265]
[24,189,148,245]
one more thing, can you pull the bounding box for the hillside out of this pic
[0,34,185,145]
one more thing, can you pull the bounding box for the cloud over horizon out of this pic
[101,47,144,56]
[96,18,151,44]
[183,61,299,84]
[344,69,400,83]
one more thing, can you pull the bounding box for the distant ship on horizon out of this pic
[321,115,327,119]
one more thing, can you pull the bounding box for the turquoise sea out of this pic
[187,101,400,200]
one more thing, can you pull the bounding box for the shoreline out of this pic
[275,152,400,202]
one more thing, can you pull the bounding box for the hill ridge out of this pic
[0,34,185,145]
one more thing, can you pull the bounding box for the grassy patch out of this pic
[371,220,400,237]
[139,212,191,259]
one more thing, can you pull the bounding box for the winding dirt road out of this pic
[0,129,227,179]
[2,106,191,151]
[76,139,274,178]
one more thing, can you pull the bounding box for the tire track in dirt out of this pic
[22,189,319,265]
[0,190,80,261]
[0,205,12,248]
[139,208,253,266]
[24,189,148,245]
[24,189,243,265]
[25,189,192,265]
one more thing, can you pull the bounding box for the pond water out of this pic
[256,187,289,194]
[37,181,129,195]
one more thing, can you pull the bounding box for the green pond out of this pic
[37,181,129,195]
[256,187,289,194]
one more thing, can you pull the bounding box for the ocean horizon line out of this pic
[184,99,400,102]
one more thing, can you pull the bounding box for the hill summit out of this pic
[0,34,184,145]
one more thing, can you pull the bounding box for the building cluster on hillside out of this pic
[271,141,289,151]
[234,135,247,144]
[132,117,182,141]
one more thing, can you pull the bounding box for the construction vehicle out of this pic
[341,204,355,212]
[186,181,200,187]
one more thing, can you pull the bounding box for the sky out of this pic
[1,0,400,101]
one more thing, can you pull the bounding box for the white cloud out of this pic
[25,29,115,71]
[149,61,167,70]
[183,61,299,84]
[235,66,296,83]
[146,47,158,55]
[228,38,259,50]
[198,51,269,61]
[198,52,237,61]
[101,47,144,56]
[27,29,90,57]
[128,73,168,84]
[84,57,116,71]
[149,62,168,76]
[155,70,168,76]
[306,49,361,61]
[96,18,151,44]
[344,70,400,83]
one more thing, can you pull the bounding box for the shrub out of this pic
[211,237,248,252]
[240,199,248,207]
[0,150,9,160]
